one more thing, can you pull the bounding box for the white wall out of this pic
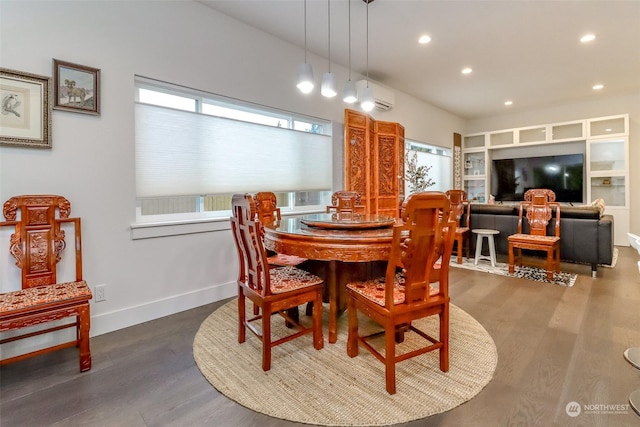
[465,92,640,236]
[0,0,464,345]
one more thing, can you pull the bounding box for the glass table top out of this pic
[299,213,396,229]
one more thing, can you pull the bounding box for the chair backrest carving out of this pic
[253,192,281,224]
[389,192,455,308]
[327,191,362,213]
[231,194,272,297]
[2,195,82,289]
[518,189,560,236]
[445,189,470,228]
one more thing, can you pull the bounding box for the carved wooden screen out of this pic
[375,120,404,218]
[344,109,404,217]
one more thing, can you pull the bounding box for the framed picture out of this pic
[53,59,100,115]
[0,68,52,149]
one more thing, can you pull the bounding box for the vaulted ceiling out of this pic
[198,0,640,119]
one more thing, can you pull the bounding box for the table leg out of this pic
[328,260,338,344]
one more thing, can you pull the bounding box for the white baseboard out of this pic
[90,281,236,337]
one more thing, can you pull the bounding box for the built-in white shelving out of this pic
[462,114,629,245]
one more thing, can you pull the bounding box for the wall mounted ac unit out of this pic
[356,80,395,111]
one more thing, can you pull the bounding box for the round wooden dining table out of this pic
[263,213,396,343]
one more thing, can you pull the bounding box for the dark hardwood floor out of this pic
[1,248,639,426]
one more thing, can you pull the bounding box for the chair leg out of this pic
[347,297,359,358]
[456,236,463,264]
[546,250,554,281]
[385,323,397,394]
[78,304,92,372]
[285,307,300,328]
[440,306,449,372]
[508,243,515,273]
[305,301,314,316]
[313,292,324,350]
[466,235,471,261]
[262,303,272,371]
[238,291,247,344]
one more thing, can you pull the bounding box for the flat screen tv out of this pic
[491,153,584,203]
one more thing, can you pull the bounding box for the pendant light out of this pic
[297,0,314,94]
[360,0,375,111]
[321,0,337,97]
[342,0,357,103]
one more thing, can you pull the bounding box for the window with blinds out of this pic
[134,77,333,222]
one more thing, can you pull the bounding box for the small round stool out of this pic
[624,347,640,416]
[472,229,500,267]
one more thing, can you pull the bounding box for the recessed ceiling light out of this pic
[461,67,472,75]
[593,84,604,90]
[418,35,431,44]
[580,34,596,43]
[605,128,612,132]
[504,101,513,106]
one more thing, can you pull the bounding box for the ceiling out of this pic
[197,0,640,120]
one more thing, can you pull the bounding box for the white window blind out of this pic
[135,103,332,198]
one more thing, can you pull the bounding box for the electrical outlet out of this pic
[95,284,106,302]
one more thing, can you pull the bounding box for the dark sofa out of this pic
[467,204,614,276]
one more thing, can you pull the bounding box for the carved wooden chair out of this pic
[0,195,92,372]
[231,194,324,371]
[253,192,308,268]
[250,192,311,319]
[345,192,455,394]
[445,189,471,264]
[326,191,363,214]
[508,189,561,281]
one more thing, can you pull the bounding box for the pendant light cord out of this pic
[348,0,351,79]
[366,0,369,86]
[304,0,308,63]
[327,0,331,71]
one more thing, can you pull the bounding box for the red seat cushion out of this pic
[269,266,323,294]
[0,281,92,314]
[347,273,438,306]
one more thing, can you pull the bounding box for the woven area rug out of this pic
[451,258,577,287]
[193,299,497,426]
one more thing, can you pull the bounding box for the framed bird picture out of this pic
[53,59,100,115]
[0,68,52,148]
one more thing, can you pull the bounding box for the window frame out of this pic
[132,76,333,238]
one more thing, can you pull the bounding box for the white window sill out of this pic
[130,217,230,239]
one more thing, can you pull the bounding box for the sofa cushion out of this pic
[559,206,601,220]
[470,205,517,215]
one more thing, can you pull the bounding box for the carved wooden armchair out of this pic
[326,191,363,214]
[508,189,561,281]
[230,194,324,371]
[445,189,471,264]
[0,195,92,372]
[345,192,455,394]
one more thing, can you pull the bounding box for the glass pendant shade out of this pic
[297,63,315,94]
[321,72,337,97]
[360,85,375,112]
[343,80,357,103]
